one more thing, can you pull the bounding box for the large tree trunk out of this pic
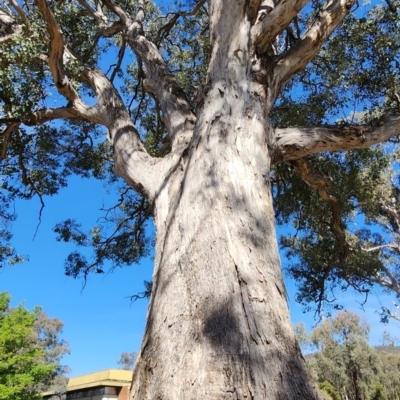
[130,100,320,398]
[130,19,321,394]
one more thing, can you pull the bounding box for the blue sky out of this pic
[1,171,398,377]
[0,176,153,377]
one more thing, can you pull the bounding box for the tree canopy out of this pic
[1,0,400,318]
[0,292,69,400]
[296,311,400,400]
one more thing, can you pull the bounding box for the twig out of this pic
[110,37,126,82]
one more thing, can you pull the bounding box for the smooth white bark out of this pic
[251,0,309,54]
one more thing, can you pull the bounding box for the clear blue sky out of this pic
[1,172,398,377]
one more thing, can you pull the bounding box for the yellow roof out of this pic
[42,369,133,396]
[68,369,133,391]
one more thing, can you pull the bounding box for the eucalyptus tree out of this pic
[310,312,382,400]
[297,312,396,400]
[1,0,400,398]
[33,311,70,399]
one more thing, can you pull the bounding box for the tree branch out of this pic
[373,266,400,298]
[381,203,400,233]
[82,21,123,63]
[35,0,109,123]
[272,114,400,163]
[79,67,166,200]
[110,37,126,83]
[76,0,107,25]
[8,0,28,24]
[101,0,129,24]
[291,157,350,259]
[251,0,308,54]
[0,121,19,160]
[272,0,355,90]
[362,244,400,254]
[0,9,15,25]
[35,0,81,103]
[1,106,97,126]
[34,0,164,199]
[101,0,196,152]
[26,107,84,125]
[155,0,207,44]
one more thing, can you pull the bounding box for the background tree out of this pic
[117,351,137,370]
[1,0,400,398]
[375,338,400,400]
[297,312,400,400]
[0,292,69,400]
[33,311,69,400]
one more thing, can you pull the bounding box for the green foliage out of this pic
[371,383,388,400]
[53,192,151,279]
[375,346,400,400]
[278,144,400,316]
[298,311,400,400]
[272,0,400,316]
[275,146,395,310]
[0,292,68,400]
[318,381,341,400]
[1,0,400,316]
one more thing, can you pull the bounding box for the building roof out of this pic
[67,369,132,391]
[42,369,133,397]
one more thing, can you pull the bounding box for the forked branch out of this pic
[102,0,196,150]
[251,0,308,54]
[76,0,108,24]
[33,0,161,199]
[155,0,207,44]
[272,0,356,90]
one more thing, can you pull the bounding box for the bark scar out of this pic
[211,113,222,125]
[233,262,259,345]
